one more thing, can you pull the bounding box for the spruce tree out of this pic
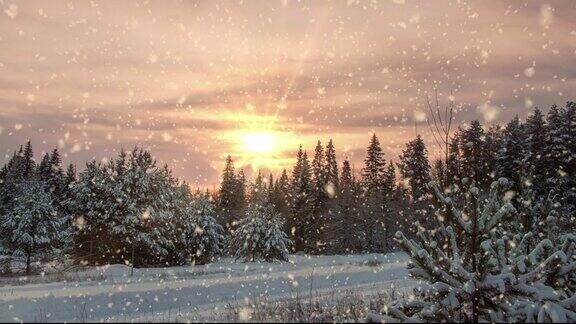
[63,163,76,189]
[324,139,339,190]
[525,108,547,196]
[235,169,247,212]
[320,140,341,253]
[115,148,174,268]
[37,148,65,198]
[250,170,266,202]
[361,134,388,252]
[496,116,527,195]
[311,141,328,214]
[48,148,64,195]
[65,160,108,265]
[290,146,315,252]
[543,105,570,198]
[231,196,291,262]
[21,141,35,180]
[2,180,59,274]
[0,143,34,219]
[337,159,364,253]
[58,163,77,253]
[398,135,431,201]
[362,134,386,193]
[311,141,329,252]
[484,125,503,182]
[459,120,491,188]
[37,153,52,182]
[271,169,290,220]
[183,196,225,265]
[218,155,241,231]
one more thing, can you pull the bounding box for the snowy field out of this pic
[0,253,412,322]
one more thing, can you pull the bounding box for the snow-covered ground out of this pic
[0,253,412,322]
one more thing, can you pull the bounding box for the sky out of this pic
[0,0,575,187]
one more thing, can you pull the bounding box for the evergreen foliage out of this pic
[182,195,225,265]
[1,100,575,282]
[398,135,432,200]
[1,181,60,274]
[290,146,315,253]
[385,178,576,322]
[496,116,527,194]
[231,196,291,262]
[361,134,389,252]
[218,155,246,231]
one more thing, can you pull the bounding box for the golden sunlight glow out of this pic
[241,132,276,153]
[219,111,298,171]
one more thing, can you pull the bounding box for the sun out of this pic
[241,132,276,153]
[219,111,298,171]
[235,130,285,170]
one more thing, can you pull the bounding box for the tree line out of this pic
[216,102,575,256]
[0,101,574,275]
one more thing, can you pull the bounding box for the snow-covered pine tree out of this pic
[395,135,433,241]
[21,141,35,181]
[484,124,504,182]
[0,142,36,215]
[117,148,178,268]
[362,133,386,193]
[230,204,267,262]
[398,135,431,201]
[311,141,329,253]
[525,108,547,196]
[270,168,290,220]
[324,139,339,191]
[263,211,291,262]
[37,153,52,183]
[290,145,315,253]
[311,141,328,210]
[218,155,242,231]
[318,139,342,254]
[235,169,247,210]
[380,178,576,322]
[36,148,65,198]
[361,134,387,252]
[496,116,527,195]
[231,196,291,262]
[65,160,111,265]
[250,169,266,202]
[334,159,365,253]
[458,120,493,188]
[37,149,70,251]
[543,105,569,198]
[1,180,60,274]
[67,149,182,267]
[183,196,225,265]
[0,149,20,216]
[56,163,77,255]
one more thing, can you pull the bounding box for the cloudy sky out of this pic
[1,0,575,186]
